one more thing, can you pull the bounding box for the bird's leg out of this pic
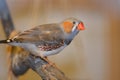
[38,54,58,69]
[43,56,57,67]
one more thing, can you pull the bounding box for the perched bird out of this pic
[0,18,85,58]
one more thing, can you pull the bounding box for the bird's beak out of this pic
[77,22,85,30]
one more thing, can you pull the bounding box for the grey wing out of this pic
[13,24,65,46]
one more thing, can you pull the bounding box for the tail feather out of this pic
[0,39,12,43]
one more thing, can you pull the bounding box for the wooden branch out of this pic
[0,0,14,37]
[26,55,70,80]
[0,0,71,80]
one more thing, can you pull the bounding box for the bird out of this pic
[0,17,85,59]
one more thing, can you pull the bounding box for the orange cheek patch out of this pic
[63,21,73,33]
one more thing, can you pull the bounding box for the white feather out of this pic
[72,22,79,32]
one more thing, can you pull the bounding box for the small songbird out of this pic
[0,18,85,58]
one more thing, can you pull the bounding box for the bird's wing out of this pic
[12,24,65,47]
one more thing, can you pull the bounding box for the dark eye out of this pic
[73,21,76,24]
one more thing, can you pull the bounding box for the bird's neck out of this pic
[65,30,79,45]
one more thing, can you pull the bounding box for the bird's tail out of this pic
[6,31,29,78]
[0,39,12,44]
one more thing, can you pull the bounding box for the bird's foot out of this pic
[43,57,57,67]
[37,54,58,69]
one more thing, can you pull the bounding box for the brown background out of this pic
[0,0,120,80]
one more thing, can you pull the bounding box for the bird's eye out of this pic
[73,21,76,24]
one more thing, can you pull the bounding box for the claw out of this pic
[41,56,58,69]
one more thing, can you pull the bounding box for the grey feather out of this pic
[12,23,66,46]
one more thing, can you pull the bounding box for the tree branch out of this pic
[26,55,70,80]
[0,0,14,37]
[0,0,70,80]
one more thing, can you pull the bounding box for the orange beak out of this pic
[77,22,85,30]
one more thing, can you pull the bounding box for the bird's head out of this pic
[61,17,85,39]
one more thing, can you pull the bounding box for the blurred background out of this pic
[0,0,120,80]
